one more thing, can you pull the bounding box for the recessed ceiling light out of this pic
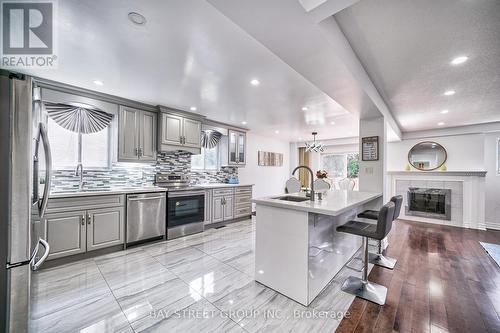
[330,121,335,125]
[250,79,260,86]
[444,90,455,96]
[298,137,303,141]
[128,12,147,25]
[274,130,279,134]
[451,56,468,65]
[93,80,103,86]
[241,121,247,125]
[440,109,449,114]
[190,106,197,111]
[438,122,445,126]
[302,107,308,111]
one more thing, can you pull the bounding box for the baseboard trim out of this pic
[486,221,500,230]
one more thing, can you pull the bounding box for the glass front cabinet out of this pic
[228,130,246,166]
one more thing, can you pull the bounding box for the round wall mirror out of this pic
[408,141,447,171]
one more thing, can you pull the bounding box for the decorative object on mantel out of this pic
[405,164,412,171]
[258,151,283,166]
[316,170,328,179]
[440,163,447,171]
[305,132,325,153]
[408,141,447,171]
[361,136,379,161]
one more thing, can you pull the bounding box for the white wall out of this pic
[359,117,386,198]
[387,131,500,229]
[387,134,485,171]
[239,132,290,200]
[484,132,500,229]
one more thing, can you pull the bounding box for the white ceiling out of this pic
[335,0,500,132]
[19,0,360,141]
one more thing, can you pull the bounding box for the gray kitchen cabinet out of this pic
[118,106,139,162]
[42,210,87,260]
[228,130,246,166]
[212,196,224,223]
[160,113,183,146]
[139,111,157,161]
[86,207,125,251]
[183,118,202,148]
[234,186,253,218]
[118,106,157,162]
[204,189,213,225]
[158,111,201,152]
[223,195,234,220]
[212,188,235,223]
[39,195,127,261]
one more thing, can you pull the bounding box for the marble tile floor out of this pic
[30,218,369,333]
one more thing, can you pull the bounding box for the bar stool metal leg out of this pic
[368,238,397,269]
[341,237,387,305]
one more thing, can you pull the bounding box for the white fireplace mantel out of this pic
[386,170,486,230]
[387,170,487,177]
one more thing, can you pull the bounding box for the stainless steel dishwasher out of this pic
[126,192,166,244]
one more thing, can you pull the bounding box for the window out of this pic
[47,118,110,169]
[191,147,218,171]
[321,153,359,180]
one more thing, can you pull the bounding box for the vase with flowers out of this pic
[316,170,328,179]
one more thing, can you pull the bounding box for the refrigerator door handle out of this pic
[35,123,52,218]
[30,238,50,271]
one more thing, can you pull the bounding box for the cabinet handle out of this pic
[81,215,85,226]
[138,147,143,158]
[87,214,92,224]
[135,147,139,156]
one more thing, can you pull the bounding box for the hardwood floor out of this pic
[336,220,500,333]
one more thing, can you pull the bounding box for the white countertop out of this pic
[252,190,382,216]
[50,183,254,198]
[50,186,167,198]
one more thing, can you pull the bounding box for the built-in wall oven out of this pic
[167,190,205,239]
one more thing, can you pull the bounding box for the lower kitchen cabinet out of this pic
[43,210,87,260]
[223,195,234,220]
[87,207,125,251]
[212,195,225,223]
[41,205,125,260]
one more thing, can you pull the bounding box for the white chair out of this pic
[313,179,331,191]
[285,177,301,193]
[338,178,355,191]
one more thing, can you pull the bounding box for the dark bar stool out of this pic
[336,201,395,305]
[357,195,403,269]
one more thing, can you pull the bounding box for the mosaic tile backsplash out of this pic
[51,151,238,193]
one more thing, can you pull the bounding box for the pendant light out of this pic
[305,132,325,153]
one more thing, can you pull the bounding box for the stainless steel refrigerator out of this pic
[1,71,51,332]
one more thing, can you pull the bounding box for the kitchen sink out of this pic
[274,196,310,202]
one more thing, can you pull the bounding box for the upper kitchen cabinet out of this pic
[228,130,246,166]
[118,106,157,162]
[158,107,202,154]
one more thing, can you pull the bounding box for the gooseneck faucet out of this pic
[292,165,315,201]
[75,163,84,191]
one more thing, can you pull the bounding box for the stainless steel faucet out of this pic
[75,163,84,191]
[292,165,315,201]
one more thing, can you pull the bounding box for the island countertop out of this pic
[252,190,382,217]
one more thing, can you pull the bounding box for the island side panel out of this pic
[307,207,365,304]
[255,204,310,305]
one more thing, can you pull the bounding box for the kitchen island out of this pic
[252,190,382,306]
